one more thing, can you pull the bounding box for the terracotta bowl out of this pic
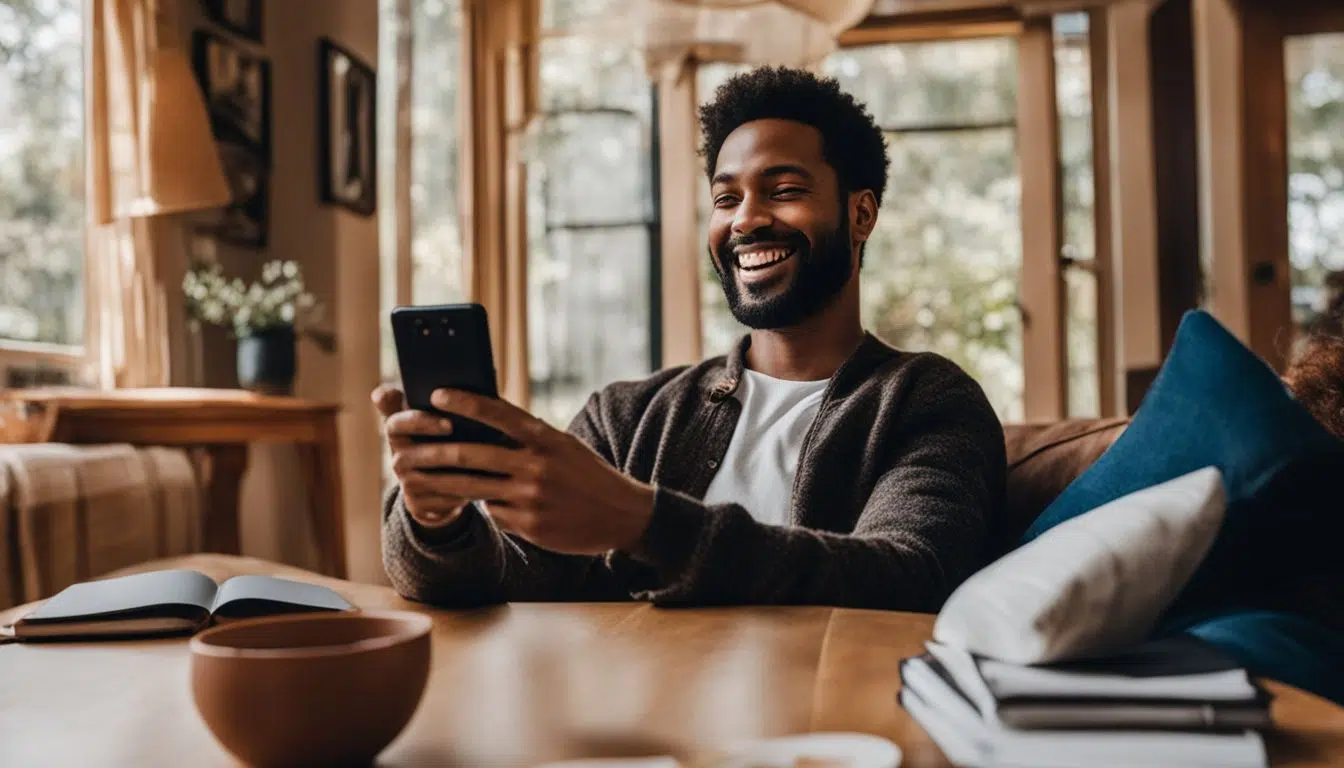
[189,610,433,767]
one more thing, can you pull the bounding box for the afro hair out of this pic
[697,66,890,207]
[1285,283,1344,441]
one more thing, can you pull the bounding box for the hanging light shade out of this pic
[635,0,877,78]
[129,0,231,217]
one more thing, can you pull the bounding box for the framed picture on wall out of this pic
[193,29,271,161]
[318,37,377,217]
[215,142,269,248]
[204,0,263,43]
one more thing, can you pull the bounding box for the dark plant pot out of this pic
[237,327,296,395]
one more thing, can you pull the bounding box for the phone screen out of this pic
[391,303,517,452]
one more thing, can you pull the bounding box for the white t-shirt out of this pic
[701,369,830,525]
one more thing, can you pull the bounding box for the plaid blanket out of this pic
[0,444,202,609]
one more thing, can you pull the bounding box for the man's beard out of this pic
[711,215,854,330]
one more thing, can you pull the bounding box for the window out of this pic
[392,6,1105,423]
[1286,32,1344,328]
[699,45,1026,419]
[0,0,85,350]
[824,38,1025,421]
[378,0,464,382]
[527,0,660,426]
[695,25,1102,421]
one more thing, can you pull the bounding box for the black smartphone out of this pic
[390,303,518,453]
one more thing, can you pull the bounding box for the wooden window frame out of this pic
[656,65,704,367]
[839,8,1025,46]
[1019,16,1069,421]
[386,0,414,326]
[378,0,410,485]
[1105,0,1164,411]
[1088,9,1118,417]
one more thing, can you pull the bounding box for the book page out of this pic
[20,569,218,624]
[211,575,353,619]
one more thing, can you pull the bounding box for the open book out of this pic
[3,569,355,640]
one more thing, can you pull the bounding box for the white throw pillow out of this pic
[933,466,1226,665]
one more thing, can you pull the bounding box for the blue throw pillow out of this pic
[1180,611,1344,705]
[1023,309,1344,619]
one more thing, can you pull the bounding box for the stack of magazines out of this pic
[899,635,1271,768]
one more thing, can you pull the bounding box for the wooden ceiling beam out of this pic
[840,8,1023,45]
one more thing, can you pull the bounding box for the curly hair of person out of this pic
[697,66,890,206]
[1285,300,1344,440]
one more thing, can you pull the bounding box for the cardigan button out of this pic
[707,459,719,469]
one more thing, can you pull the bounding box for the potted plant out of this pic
[183,260,334,395]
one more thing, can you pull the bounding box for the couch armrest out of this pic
[997,417,1129,554]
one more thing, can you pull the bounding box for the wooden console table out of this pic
[0,388,347,578]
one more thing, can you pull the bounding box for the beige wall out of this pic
[181,0,386,584]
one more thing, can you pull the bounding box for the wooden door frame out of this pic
[1106,0,1165,412]
[1197,0,1344,372]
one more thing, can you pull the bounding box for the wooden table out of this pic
[0,388,347,578]
[2,555,1342,767]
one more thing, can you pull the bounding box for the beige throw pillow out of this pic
[933,466,1226,664]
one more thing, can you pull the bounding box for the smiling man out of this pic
[376,67,1007,610]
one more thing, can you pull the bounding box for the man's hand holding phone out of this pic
[373,385,656,555]
[374,386,472,529]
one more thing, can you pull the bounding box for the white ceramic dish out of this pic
[535,732,902,768]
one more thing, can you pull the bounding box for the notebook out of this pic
[902,652,1271,732]
[928,635,1264,706]
[2,569,354,640]
[897,637,1271,767]
[899,685,1267,768]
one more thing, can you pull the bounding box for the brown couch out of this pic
[999,417,1130,553]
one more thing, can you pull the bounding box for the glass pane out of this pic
[1066,268,1099,419]
[533,112,650,225]
[378,0,463,381]
[822,38,1017,128]
[527,226,653,427]
[377,1,399,380]
[1056,14,1095,264]
[0,0,85,346]
[530,8,656,426]
[1056,12,1099,418]
[540,36,649,113]
[1286,33,1344,328]
[543,0,626,32]
[410,0,464,307]
[864,128,1024,422]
